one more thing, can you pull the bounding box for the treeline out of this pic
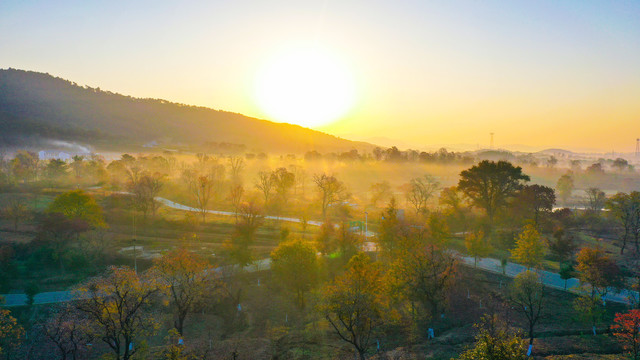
[2,151,640,358]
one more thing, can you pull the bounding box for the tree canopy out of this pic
[457,160,530,223]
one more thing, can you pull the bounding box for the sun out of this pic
[254,47,356,128]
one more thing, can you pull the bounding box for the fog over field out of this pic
[1,1,640,359]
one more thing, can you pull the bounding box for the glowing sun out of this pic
[255,47,356,128]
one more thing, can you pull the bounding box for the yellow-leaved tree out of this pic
[152,248,217,335]
[0,305,24,358]
[511,224,547,269]
[74,266,164,360]
[465,230,490,267]
[271,239,320,309]
[320,253,388,360]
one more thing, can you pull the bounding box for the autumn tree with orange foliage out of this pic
[152,248,216,335]
[612,309,640,360]
[0,307,24,359]
[75,266,163,360]
[574,246,623,330]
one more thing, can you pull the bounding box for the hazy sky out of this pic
[2,0,639,152]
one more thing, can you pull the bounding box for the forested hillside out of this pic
[0,69,372,153]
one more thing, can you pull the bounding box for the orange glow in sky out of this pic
[2,1,639,152]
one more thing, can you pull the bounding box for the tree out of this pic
[320,253,387,360]
[335,222,360,258]
[75,266,162,360]
[439,186,468,232]
[70,155,85,179]
[315,219,336,254]
[559,262,574,290]
[513,185,555,226]
[152,249,215,335]
[255,171,275,207]
[272,167,295,206]
[228,184,244,221]
[556,173,574,206]
[586,187,606,212]
[612,309,640,360]
[313,174,349,218]
[390,242,456,320]
[369,181,392,207]
[227,156,245,184]
[48,190,105,229]
[271,239,319,309]
[457,160,530,224]
[574,246,623,331]
[549,229,577,262]
[509,271,545,345]
[511,224,547,269]
[576,246,623,298]
[226,199,263,266]
[606,192,640,254]
[0,307,24,359]
[573,294,606,332]
[129,172,164,219]
[45,159,69,182]
[404,175,439,215]
[37,212,89,270]
[457,315,527,360]
[379,197,403,256]
[41,305,93,360]
[586,162,605,175]
[2,199,30,231]
[10,150,38,182]
[612,158,630,172]
[465,230,490,267]
[186,172,216,222]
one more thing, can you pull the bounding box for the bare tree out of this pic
[128,171,164,219]
[313,174,349,218]
[508,270,546,345]
[228,184,244,221]
[405,175,440,214]
[228,156,245,184]
[42,305,93,360]
[3,199,31,231]
[586,187,606,212]
[184,170,216,222]
[255,171,275,207]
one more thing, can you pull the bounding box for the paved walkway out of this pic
[3,197,637,307]
[459,255,638,305]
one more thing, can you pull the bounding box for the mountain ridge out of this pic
[0,68,375,153]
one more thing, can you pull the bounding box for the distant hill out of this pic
[0,69,374,153]
[537,148,575,157]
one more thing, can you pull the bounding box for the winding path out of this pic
[2,197,637,307]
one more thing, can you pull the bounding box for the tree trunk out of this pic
[358,349,366,360]
[529,324,534,345]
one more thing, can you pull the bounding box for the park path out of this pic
[3,197,637,307]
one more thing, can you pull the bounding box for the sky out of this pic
[1,0,639,152]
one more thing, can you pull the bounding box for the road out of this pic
[3,197,637,307]
[458,255,638,305]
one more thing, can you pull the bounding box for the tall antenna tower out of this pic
[490,133,494,149]
[636,138,639,158]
